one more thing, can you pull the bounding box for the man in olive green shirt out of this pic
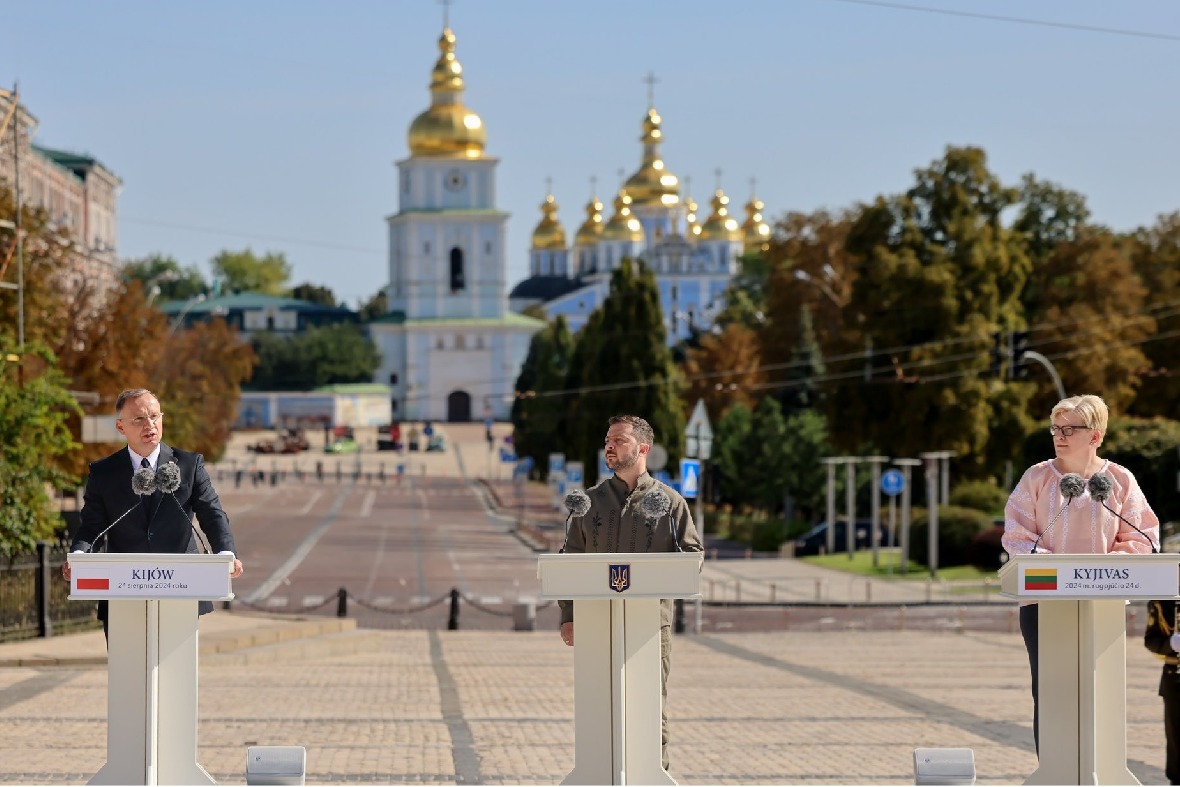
[559,414,703,770]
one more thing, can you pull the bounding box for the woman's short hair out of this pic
[1050,394,1109,433]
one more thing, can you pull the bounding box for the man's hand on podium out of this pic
[561,622,574,647]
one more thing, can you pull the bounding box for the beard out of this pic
[607,446,639,472]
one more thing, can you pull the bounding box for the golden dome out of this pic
[600,191,645,242]
[574,194,605,247]
[741,194,771,253]
[623,108,680,207]
[531,194,567,250]
[684,194,702,238]
[407,28,487,158]
[698,189,742,241]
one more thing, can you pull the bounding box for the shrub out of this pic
[967,524,1006,572]
[949,480,1009,516]
[910,505,995,569]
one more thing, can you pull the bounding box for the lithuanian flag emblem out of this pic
[1024,568,1057,591]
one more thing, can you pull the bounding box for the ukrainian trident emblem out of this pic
[609,563,631,593]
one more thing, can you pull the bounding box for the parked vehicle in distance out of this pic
[793,520,889,556]
[250,428,309,455]
[425,435,445,452]
[324,437,358,454]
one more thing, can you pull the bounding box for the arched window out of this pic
[450,247,465,293]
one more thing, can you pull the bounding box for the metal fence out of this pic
[0,543,98,642]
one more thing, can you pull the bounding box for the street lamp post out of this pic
[168,294,207,337]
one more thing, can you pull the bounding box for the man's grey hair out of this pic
[608,414,655,445]
[115,388,157,415]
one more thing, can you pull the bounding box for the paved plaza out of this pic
[0,610,1170,785]
[3,424,1170,784]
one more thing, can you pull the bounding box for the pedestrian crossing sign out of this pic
[680,459,701,499]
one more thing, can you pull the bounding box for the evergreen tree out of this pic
[566,259,684,480]
[511,316,575,477]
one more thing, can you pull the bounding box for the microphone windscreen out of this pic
[564,489,591,517]
[1059,473,1086,500]
[132,466,158,496]
[1087,473,1113,503]
[640,488,672,521]
[155,461,181,494]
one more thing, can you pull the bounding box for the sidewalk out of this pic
[0,611,1168,785]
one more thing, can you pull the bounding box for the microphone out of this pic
[155,461,207,553]
[1031,473,1085,554]
[640,487,680,551]
[86,467,158,552]
[560,489,591,553]
[1088,473,1158,553]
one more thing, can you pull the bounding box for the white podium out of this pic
[68,553,235,785]
[999,553,1180,785]
[538,552,702,786]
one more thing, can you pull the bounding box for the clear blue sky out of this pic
[5,1,1180,307]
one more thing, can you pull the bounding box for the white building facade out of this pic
[369,26,543,423]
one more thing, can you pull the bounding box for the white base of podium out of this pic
[1025,600,1137,786]
[89,599,215,786]
[562,598,675,786]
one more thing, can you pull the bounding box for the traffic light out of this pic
[989,332,1003,378]
[1011,331,1030,380]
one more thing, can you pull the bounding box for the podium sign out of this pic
[70,553,234,601]
[67,553,234,786]
[1000,555,1178,600]
[999,553,1180,785]
[540,552,702,785]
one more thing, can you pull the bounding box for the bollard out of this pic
[744,548,752,559]
[814,578,822,602]
[735,581,741,602]
[673,599,685,634]
[898,605,906,631]
[448,588,460,630]
[865,580,872,603]
[769,583,776,603]
[336,587,348,617]
[708,579,715,601]
[1008,607,1018,634]
[512,601,536,631]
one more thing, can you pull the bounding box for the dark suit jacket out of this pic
[72,443,236,618]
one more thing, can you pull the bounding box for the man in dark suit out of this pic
[62,388,244,625]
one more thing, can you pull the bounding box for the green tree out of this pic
[1128,212,1180,418]
[712,402,753,507]
[565,260,684,478]
[358,288,389,322]
[0,346,81,555]
[211,249,291,295]
[780,408,832,523]
[511,316,575,477]
[248,325,379,390]
[745,397,790,512]
[830,146,1033,476]
[123,254,207,301]
[290,282,339,307]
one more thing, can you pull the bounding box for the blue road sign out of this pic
[566,462,584,485]
[499,447,516,463]
[424,424,434,437]
[548,453,566,474]
[653,470,671,485]
[521,455,535,471]
[680,459,701,499]
[881,469,905,496]
[598,449,611,480]
[484,417,494,430]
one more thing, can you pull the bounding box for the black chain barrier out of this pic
[223,586,553,630]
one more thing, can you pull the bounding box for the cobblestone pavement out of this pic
[0,613,1169,785]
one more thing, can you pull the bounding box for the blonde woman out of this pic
[1002,394,1159,754]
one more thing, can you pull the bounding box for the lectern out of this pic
[999,553,1180,785]
[538,552,703,786]
[68,553,235,785]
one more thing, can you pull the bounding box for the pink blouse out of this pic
[1002,459,1159,557]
